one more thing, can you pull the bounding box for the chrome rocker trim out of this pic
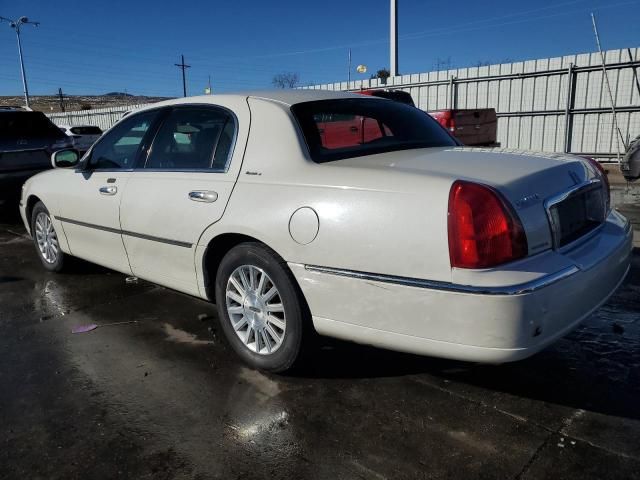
[303,265,581,296]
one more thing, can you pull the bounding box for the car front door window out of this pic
[88,110,159,170]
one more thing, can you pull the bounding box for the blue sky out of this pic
[0,0,638,97]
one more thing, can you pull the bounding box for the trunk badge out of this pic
[515,193,540,209]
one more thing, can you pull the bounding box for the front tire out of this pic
[31,201,66,272]
[215,242,309,373]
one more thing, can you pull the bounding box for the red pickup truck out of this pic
[428,108,498,147]
[357,89,499,147]
[315,89,498,150]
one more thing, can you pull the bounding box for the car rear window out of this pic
[291,98,457,163]
[0,112,66,140]
[70,126,102,135]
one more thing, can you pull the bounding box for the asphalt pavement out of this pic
[1,185,639,480]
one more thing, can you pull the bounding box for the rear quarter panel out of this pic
[196,97,455,298]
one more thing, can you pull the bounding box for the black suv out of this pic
[0,108,73,207]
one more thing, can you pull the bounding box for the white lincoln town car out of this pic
[19,90,632,372]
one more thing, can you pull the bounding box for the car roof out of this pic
[136,89,370,110]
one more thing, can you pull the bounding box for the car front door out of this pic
[119,103,248,296]
[55,109,162,273]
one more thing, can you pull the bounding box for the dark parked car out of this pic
[0,108,73,207]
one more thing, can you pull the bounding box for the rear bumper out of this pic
[290,211,633,363]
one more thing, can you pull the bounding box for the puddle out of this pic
[239,367,281,398]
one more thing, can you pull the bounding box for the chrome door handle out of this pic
[99,186,117,195]
[189,190,218,203]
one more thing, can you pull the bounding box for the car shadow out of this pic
[0,202,23,226]
[298,335,640,421]
[0,275,23,284]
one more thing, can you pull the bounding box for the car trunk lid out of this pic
[331,147,606,255]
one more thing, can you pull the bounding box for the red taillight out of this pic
[448,181,528,269]
[445,115,456,133]
[582,156,610,212]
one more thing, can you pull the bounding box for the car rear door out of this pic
[55,109,162,273]
[119,102,249,296]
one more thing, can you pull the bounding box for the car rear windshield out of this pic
[0,112,66,140]
[70,126,102,135]
[291,98,457,163]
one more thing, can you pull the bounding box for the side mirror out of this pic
[51,149,80,169]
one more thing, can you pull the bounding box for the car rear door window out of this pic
[145,107,235,171]
[88,110,159,170]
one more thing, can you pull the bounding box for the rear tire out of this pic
[31,201,66,272]
[215,242,309,373]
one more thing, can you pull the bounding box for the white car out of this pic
[19,91,632,372]
[58,125,103,152]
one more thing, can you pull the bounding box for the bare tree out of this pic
[434,57,453,71]
[272,72,300,89]
[370,68,391,85]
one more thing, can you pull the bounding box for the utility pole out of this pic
[174,54,190,97]
[348,48,352,85]
[58,87,65,112]
[1,15,40,109]
[390,0,398,78]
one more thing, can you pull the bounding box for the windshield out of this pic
[291,98,457,163]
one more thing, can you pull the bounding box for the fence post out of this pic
[448,75,457,109]
[563,63,576,153]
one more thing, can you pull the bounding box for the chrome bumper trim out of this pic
[304,265,581,296]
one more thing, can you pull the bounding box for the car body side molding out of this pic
[55,216,193,249]
[304,264,582,296]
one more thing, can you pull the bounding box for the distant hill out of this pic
[0,94,173,113]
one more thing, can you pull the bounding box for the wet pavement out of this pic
[1,188,639,480]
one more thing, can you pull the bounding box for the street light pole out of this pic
[15,26,31,109]
[0,15,40,109]
[390,0,398,78]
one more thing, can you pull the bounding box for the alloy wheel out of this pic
[35,212,59,264]
[225,265,286,355]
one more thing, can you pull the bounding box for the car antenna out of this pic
[590,12,627,163]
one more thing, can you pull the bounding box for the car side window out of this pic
[88,110,159,170]
[145,107,234,171]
